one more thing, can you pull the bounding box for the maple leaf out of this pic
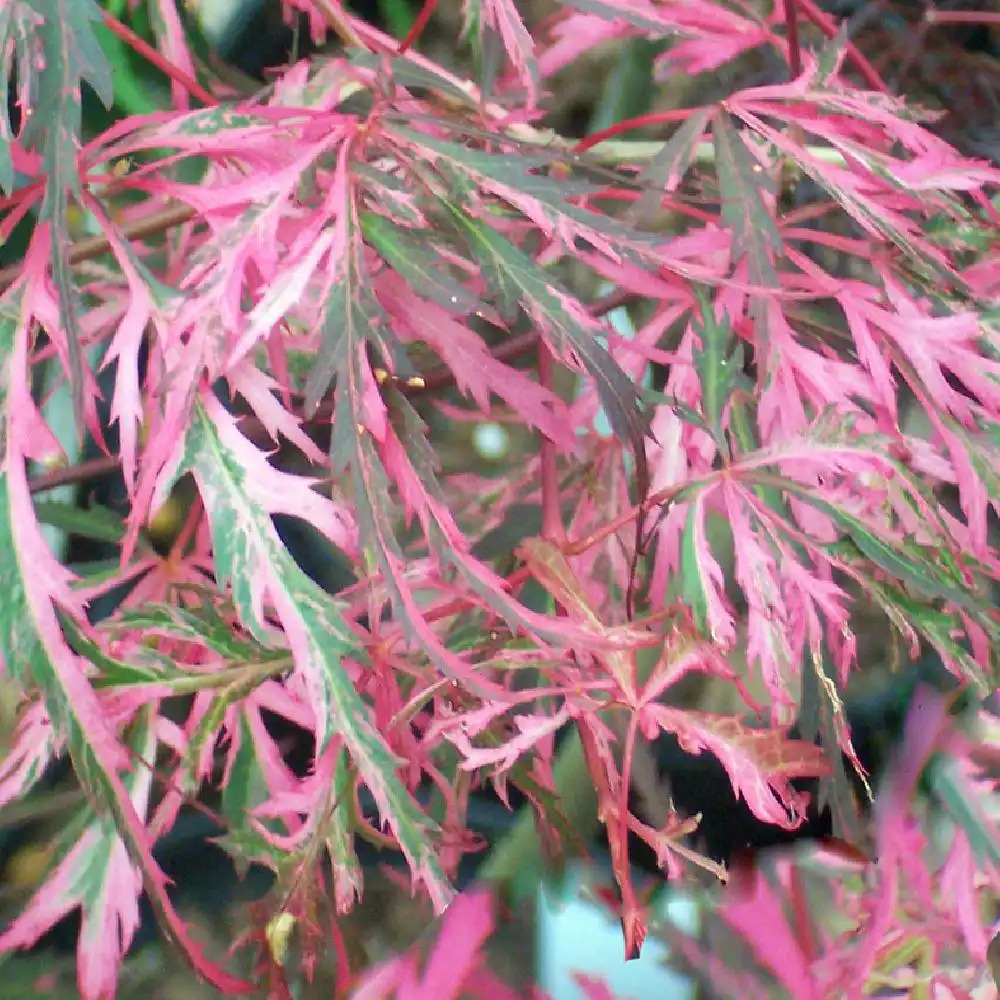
[87,195,182,495]
[346,887,495,1000]
[0,712,157,1000]
[241,740,365,919]
[399,128,656,258]
[146,0,199,111]
[713,115,781,289]
[728,96,964,289]
[678,487,737,649]
[0,291,252,997]
[2,0,999,990]
[300,146,531,697]
[640,707,829,828]
[439,199,650,485]
[0,2,38,196]
[462,0,540,106]
[720,856,822,1000]
[555,0,679,35]
[158,392,454,909]
[376,276,576,448]
[385,389,621,652]
[15,0,111,212]
[302,165,404,416]
[16,0,114,429]
[0,700,58,810]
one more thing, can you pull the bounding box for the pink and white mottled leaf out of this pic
[641,706,829,828]
[162,393,453,909]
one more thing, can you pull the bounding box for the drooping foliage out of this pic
[0,0,996,997]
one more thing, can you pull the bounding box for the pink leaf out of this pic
[411,888,494,1000]
[642,706,828,828]
[721,860,821,1000]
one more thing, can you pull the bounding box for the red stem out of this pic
[784,0,802,79]
[397,0,438,54]
[567,479,693,557]
[574,108,699,152]
[101,10,216,107]
[617,714,639,906]
[0,178,43,217]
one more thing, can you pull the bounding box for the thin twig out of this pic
[101,11,216,107]
[0,202,196,292]
[785,0,803,79]
[30,455,121,494]
[397,0,438,53]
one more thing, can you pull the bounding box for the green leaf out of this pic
[171,106,273,136]
[679,492,714,635]
[0,295,243,989]
[443,202,651,467]
[173,398,355,726]
[713,115,780,287]
[215,712,289,878]
[926,752,1000,869]
[221,712,271,830]
[691,291,743,451]
[1,711,158,992]
[799,656,868,843]
[727,391,789,515]
[624,108,714,227]
[352,51,476,109]
[113,603,269,663]
[360,211,478,314]
[739,114,959,290]
[399,127,655,251]
[68,610,285,695]
[557,0,667,33]
[774,476,989,615]
[322,748,363,911]
[33,501,126,545]
[182,666,274,795]
[303,219,405,417]
[61,613,169,687]
[643,386,716,441]
[814,25,850,86]
[20,0,113,186]
[827,546,994,692]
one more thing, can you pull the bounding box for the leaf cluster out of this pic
[0,1,997,997]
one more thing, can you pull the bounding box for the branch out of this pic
[0,202,196,293]
[101,11,216,107]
